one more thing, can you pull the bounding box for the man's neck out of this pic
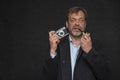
[70,35,81,47]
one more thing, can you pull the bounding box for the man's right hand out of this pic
[49,31,61,55]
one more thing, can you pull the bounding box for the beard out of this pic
[68,27,84,37]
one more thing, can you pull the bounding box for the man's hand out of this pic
[80,32,92,53]
[49,31,61,55]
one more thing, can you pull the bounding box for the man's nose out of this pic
[75,21,80,25]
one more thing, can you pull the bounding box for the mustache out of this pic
[72,26,84,32]
[78,28,83,32]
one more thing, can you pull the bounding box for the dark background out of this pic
[1,0,120,80]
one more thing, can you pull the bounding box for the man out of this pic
[41,6,108,80]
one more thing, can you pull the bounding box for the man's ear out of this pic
[66,21,68,28]
[85,21,87,29]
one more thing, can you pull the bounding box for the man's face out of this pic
[66,11,86,37]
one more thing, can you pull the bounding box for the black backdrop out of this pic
[1,0,120,80]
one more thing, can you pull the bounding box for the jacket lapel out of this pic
[76,47,83,61]
[59,37,72,80]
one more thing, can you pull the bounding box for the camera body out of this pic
[55,27,69,38]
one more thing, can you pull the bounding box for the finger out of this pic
[80,38,86,44]
[82,32,90,40]
[49,31,55,37]
[50,35,60,42]
[56,39,60,44]
[85,32,90,36]
[80,35,90,44]
[85,32,90,39]
[82,32,87,39]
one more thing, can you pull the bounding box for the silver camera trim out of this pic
[55,27,69,38]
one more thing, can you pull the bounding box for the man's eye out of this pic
[79,20,85,22]
[70,20,75,22]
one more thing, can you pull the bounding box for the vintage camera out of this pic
[55,26,69,38]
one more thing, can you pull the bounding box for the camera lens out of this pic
[58,30,64,37]
[60,32,63,35]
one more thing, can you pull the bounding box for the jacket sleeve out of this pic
[83,47,109,80]
[40,54,58,80]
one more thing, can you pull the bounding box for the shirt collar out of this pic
[68,35,81,47]
[68,35,73,43]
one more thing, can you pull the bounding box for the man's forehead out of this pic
[69,11,85,16]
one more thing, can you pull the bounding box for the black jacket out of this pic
[41,36,109,80]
